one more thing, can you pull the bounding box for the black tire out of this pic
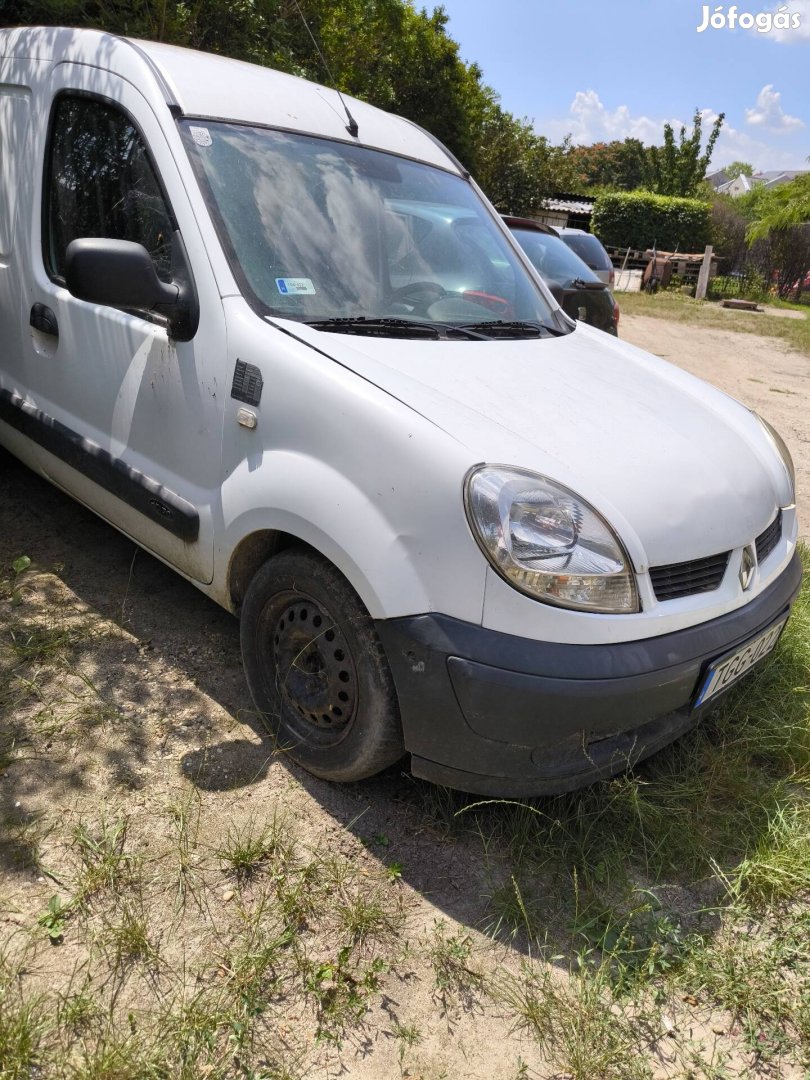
[240,548,404,782]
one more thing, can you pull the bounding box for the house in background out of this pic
[534,193,595,230]
[714,169,809,197]
[705,168,731,190]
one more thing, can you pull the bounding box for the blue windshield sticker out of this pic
[276,277,316,295]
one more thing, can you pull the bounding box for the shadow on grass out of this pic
[1,449,808,972]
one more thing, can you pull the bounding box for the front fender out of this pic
[216,450,434,618]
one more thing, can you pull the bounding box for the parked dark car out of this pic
[504,217,619,335]
[556,226,615,288]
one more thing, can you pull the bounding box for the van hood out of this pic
[276,318,789,568]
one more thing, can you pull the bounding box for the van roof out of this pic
[0,25,459,173]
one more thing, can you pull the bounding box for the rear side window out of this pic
[45,95,174,280]
[561,233,612,271]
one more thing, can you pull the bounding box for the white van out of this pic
[0,27,800,796]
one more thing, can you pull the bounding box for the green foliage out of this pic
[566,139,649,191]
[2,4,734,218]
[725,160,754,180]
[37,895,69,943]
[747,172,810,239]
[470,94,577,213]
[709,194,748,266]
[0,954,51,1080]
[710,178,810,298]
[751,224,810,298]
[591,190,711,252]
[733,178,810,296]
[7,554,31,607]
[646,109,724,197]
[0,1,577,211]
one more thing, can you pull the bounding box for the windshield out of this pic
[560,233,612,272]
[181,121,557,332]
[510,228,601,287]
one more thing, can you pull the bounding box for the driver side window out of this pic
[45,94,174,282]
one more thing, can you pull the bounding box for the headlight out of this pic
[754,412,795,503]
[464,465,639,613]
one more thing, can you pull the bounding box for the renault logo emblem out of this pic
[739,545,756,591]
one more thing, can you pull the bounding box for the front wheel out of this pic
[240,548,404,782]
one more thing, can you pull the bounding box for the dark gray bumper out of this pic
[375,551,802,796]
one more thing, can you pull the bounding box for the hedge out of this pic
[590,191,711,253]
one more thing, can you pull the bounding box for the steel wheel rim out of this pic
[266,591,358,746]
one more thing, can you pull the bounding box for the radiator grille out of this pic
[755,510,782,564]
[650,551,730,602]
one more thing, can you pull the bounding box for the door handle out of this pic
[30,303,59,338]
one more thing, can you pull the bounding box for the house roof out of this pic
[705,169,730,188]
[542,195,595,214]
[753,170,808,182]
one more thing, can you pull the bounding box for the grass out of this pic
[215,811,292,881]
[494,959,659,1080]
[1,520,809,1076]
[73,816,136,900]
[619,288,810,355]
[104,901,160,969]
[428,919,484,1010]
[682,905,810,1065]
[391,1018,421,1071]
[0,951,51,1080]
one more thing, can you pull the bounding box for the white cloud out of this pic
[744,84,805,130]
[542,89,681,145]
[698,106,798,167]
[762,0,810,41]
[538,92,805,172]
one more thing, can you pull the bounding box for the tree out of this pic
[710,195,749,269]
[646,109,725,197]
[566,139,648,191]
[465,91,578,213]
[746,172,810,238]
[725,161,754,180]
[2,1,581,210]
[744,172,810,298]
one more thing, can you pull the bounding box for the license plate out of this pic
[694,616,788,708]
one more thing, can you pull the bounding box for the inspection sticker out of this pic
[276,277,316,295]
[188,125,212,147]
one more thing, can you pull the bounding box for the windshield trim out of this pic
[179,113,466,178]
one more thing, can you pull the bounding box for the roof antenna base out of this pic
[293,0,360,140]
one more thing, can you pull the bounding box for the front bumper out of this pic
[375,551,802,796]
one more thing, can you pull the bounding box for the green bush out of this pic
[591,190,711,253]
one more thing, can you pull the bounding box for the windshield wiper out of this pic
[304,316,489,340]
[571,278,608,290]
[456,319,559,339]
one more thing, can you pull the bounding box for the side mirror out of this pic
[65,235,199,341]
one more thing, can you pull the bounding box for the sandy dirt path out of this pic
[621,313,809,539]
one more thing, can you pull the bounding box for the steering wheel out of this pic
[387,280,447,311]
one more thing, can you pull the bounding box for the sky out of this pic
[438,0,810,172]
